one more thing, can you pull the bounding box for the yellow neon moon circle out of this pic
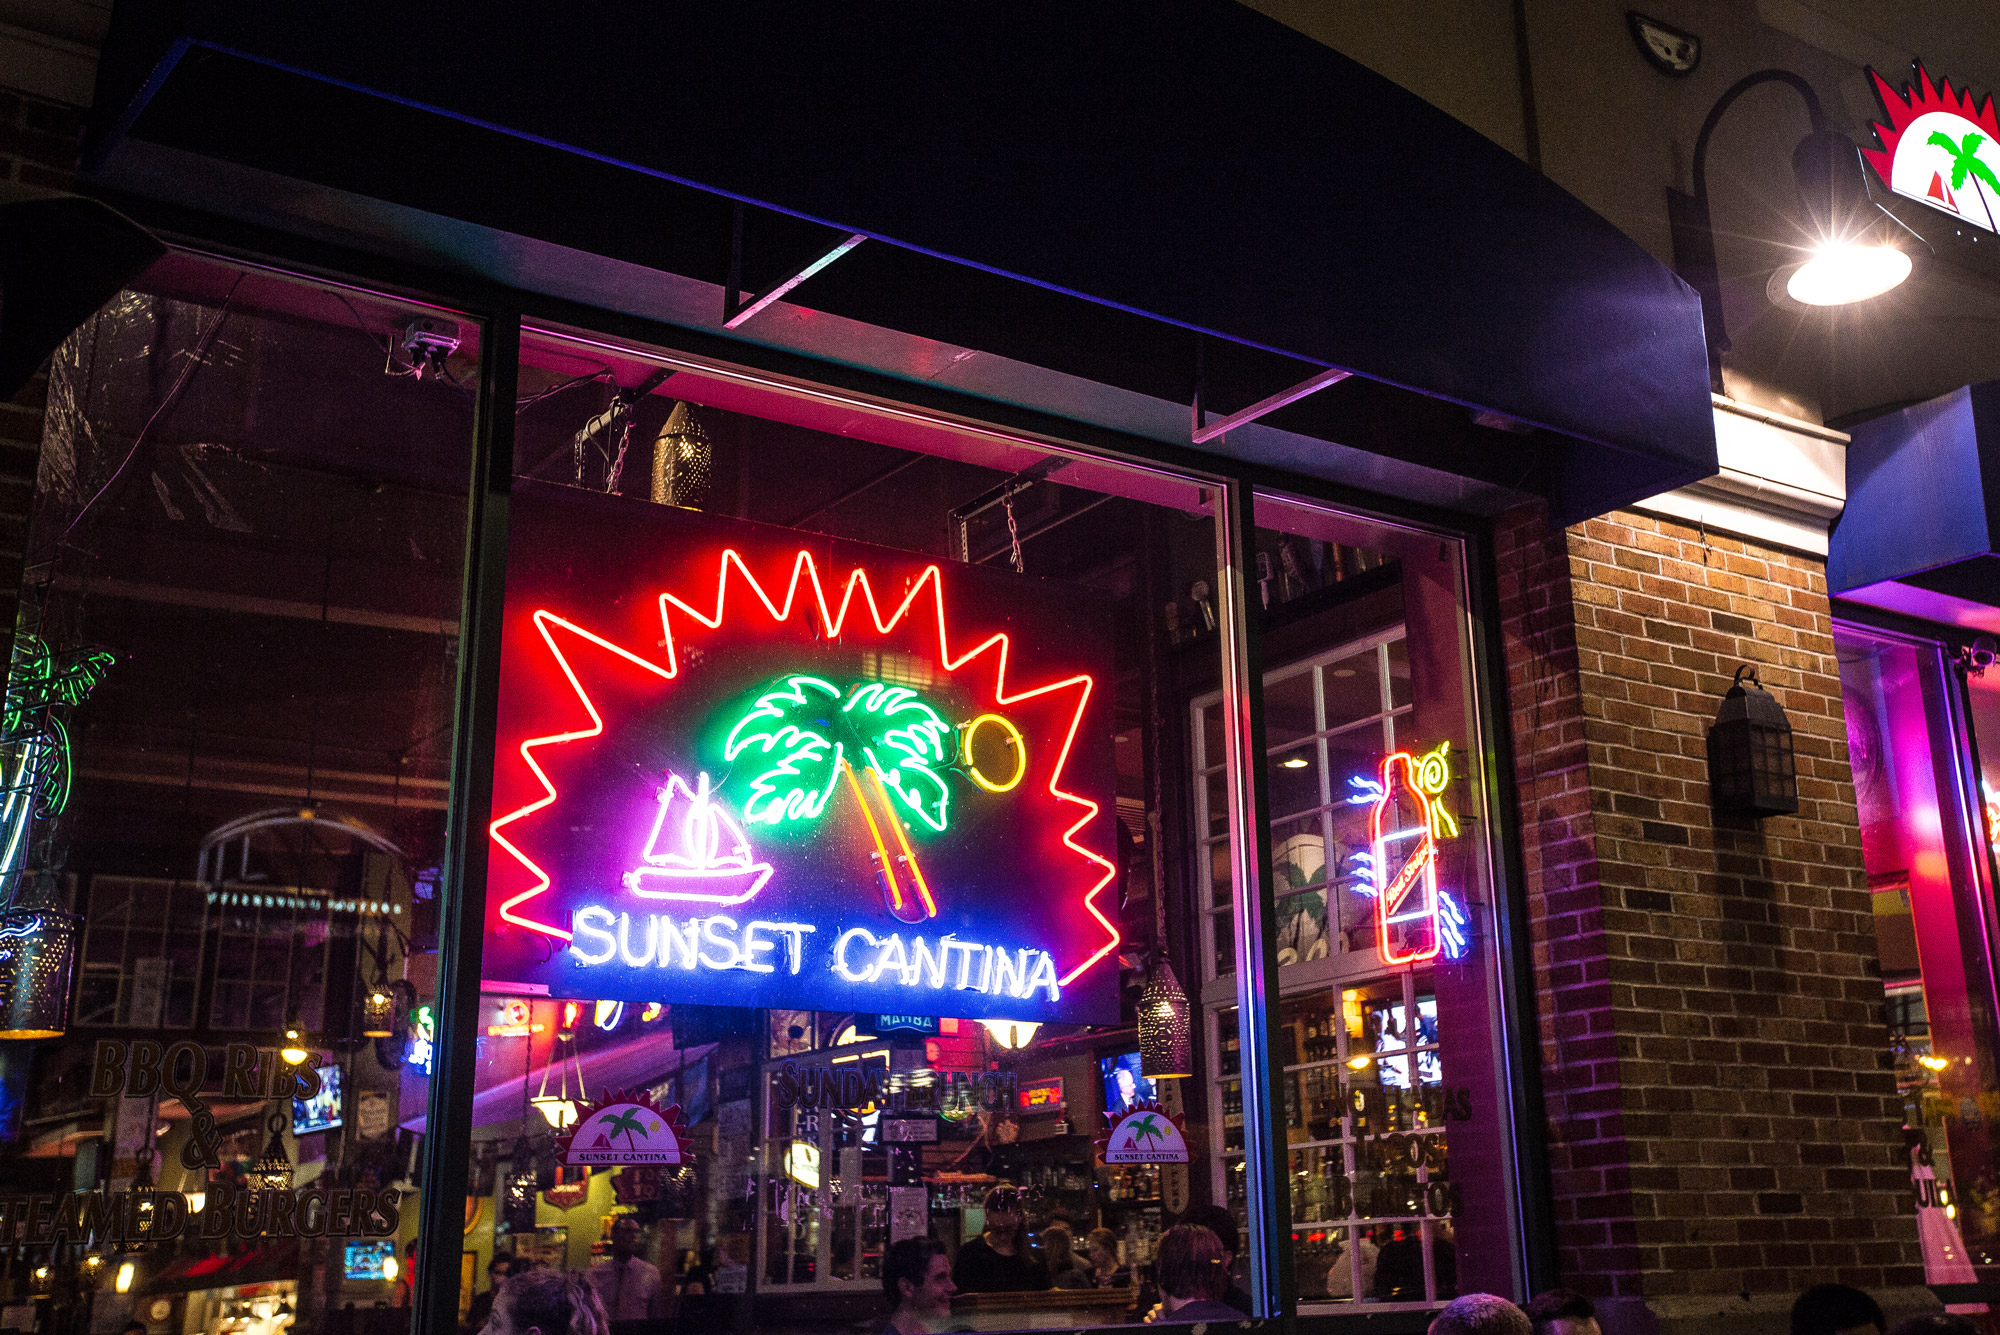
[962,713,1027,793]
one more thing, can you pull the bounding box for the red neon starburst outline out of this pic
[487,547,1120,988]
[1863,62,2000,191]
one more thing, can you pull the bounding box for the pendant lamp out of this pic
[252,1112,294,1191]
[1137,951,1193,1079]
[0,907,77,1038]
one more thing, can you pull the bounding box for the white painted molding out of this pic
[1631,396,1848,557]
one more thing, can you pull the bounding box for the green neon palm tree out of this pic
[1125,1114,1166,1149]
[716,674,960,923]
[1928,130,2000,216]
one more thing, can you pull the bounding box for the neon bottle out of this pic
[1370,751,1442,965]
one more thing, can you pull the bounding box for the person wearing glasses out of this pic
[952,1187,1050,1292]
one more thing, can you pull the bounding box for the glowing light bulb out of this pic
[1920,1054,1951,1071]
[115,1261,134,1293]
[186,1191,206,1213]
[382,1255,399,1282]
[980,1019,1040,1050]
[1785,242,1911,305]
[1280,756,1309,769]
[1347,1053,1373,1071]
[280,1028,310,1066]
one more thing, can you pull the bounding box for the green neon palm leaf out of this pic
[843,682,952,833]
[1927,130,2000,194]
[722,675,844,828]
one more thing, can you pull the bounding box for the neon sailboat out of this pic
[622,771,774,906]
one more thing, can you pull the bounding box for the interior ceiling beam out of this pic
[1191,366,1352,444]
[78,766,450,811]
[51,573,458,636]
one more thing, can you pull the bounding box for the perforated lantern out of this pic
[1707,665,1798,816]
[0,908,77,1039]
[1137,952,1193,1078]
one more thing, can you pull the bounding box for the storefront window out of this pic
[1838,624,2000,1283]
[0,255,478,1334]
[446,324,1252,1330]
[1195,497,1515,1310]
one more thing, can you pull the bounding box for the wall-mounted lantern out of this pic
[1707,665,1799,816]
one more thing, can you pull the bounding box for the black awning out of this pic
[87,1,1715,520]
[1831,381,2000,633]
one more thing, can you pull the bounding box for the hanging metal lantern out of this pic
[1707,665,1798,816]
[0,907,77,1039]
[361,984,396,1039]
[1137,952,1193,1078]
[650,401,711,509]
[251,1112,294,1191]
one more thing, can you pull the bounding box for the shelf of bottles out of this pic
[1213,973,1455,1305]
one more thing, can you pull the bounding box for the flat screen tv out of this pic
[1099,1051,1155,1115]
[344,1239,395,1280]
[293,1062,343,1135]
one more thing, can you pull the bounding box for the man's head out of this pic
[1792,1285,1886,1335]
[1524,1289,1599,1335]
[608,1216,643,1260]
[489,1256,516,1284]
[1429,1293,1533,1335]
[1155,1225,1229,1303]
[1177,1205,1240,1266]
[881,1238,953,1317]
[123,1322,148,1335]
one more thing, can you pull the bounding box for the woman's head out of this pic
[487,1269,608,1335]
[1040,1223,1078,1269]
[1155,1225,1229,1303]
[1086,1228,1120,1270]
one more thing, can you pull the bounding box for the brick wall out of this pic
[1495,503,1926,1333]
[0,86,84,666]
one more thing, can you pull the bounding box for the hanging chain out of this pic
[1002,485,1025,574]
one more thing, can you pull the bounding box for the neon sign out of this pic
[1865,64,2000,233]
[482,485,1119,1023]
[1347,742,1469,966]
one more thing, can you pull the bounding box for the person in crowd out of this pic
[1042,1223,1089,1289]
[1376,1222,1456,1300]
[1145,1225,1240,1324]
[879,1237,957,1334]
[678,1249,713,1296]
[952,1187,1049,1292]
[1428,1293,1532,1335]
[485,1270,610,1335]
[122,1322,147,1335]
[583,1216,666,1321]
[1523,1288,1599,1335]
[1176,1205,1253,1315]
[394,1240,419,1308]
[463,1256,519,1333]
[1792,1285,1887,1335]
[1323,1229,1381,1301]
[1887,1317,1981,1335]
[1083,1228,1129,1288]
